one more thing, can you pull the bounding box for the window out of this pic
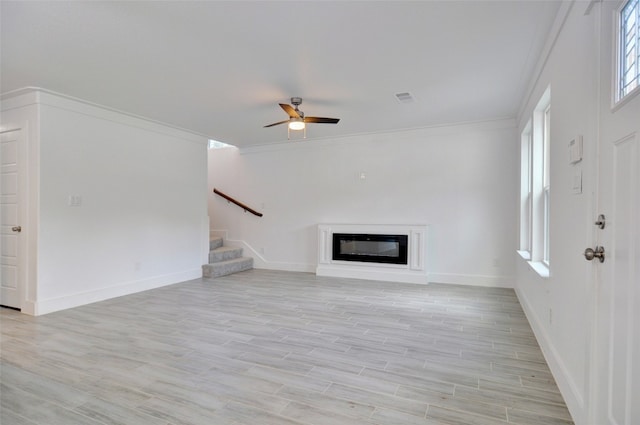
[519,122,532,257]
[519,88,550,276]
[617,0,640,102]
[542,105,551,265]
[208,139,234,149]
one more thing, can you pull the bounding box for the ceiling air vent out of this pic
[394,92,415,104]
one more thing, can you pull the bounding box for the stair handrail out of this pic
[213,188,263,217]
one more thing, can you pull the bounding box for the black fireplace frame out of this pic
[332,233,408,265]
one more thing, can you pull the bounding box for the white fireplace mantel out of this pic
[316,224,429,284]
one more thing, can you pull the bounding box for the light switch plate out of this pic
[572,169,582,194]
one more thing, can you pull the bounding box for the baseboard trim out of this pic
[515,287,585,423]
[429,273,514,288]
[33,269,201,315]
[20,300,37,316]
[208,230,512,288]
[211,231,315,273]
[255,263,316,273]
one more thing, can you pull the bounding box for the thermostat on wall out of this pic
[569,136,583,164]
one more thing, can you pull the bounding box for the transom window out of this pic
[208,139,234,149]
[618,0,640,102]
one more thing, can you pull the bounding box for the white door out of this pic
[588,0,640,421]
[590,1,640,418]
[592,126,640,425]
[0,129,23,309]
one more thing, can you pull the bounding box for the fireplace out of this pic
[332,233,408,265]
[317,224,428,284]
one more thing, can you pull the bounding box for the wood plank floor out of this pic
[0,270,573,425]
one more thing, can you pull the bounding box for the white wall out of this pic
[1,89,209,315]
[514,2,622,423]
[209,119,518,287]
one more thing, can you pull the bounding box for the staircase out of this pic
[202,237,253,278]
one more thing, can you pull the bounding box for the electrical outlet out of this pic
[549,308,553,325]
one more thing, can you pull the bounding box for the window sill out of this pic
[517,250,531,261]
[527,261,550,278]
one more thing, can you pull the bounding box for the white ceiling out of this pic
[1,1,562,148]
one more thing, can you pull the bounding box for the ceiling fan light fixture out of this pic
[264,98,338,139]
[288,118,305,130]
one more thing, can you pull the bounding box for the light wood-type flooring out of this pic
[0,270,573,425]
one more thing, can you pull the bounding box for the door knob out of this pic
[584,246,605,263]
[11,226,21,233]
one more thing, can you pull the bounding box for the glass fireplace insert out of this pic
[332,233,408,265]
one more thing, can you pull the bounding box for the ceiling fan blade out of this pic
[304,117,340,124]
[279,103,300,118]
[263,119,290,128]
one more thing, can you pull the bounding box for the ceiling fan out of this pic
[264,97,340,139]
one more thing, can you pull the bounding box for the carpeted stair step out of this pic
[209,246,243,263]
[210,237,223,250]
[202,257,253,278]
[203,237,253,279]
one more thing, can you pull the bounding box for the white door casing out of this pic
[0,128,24,309]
